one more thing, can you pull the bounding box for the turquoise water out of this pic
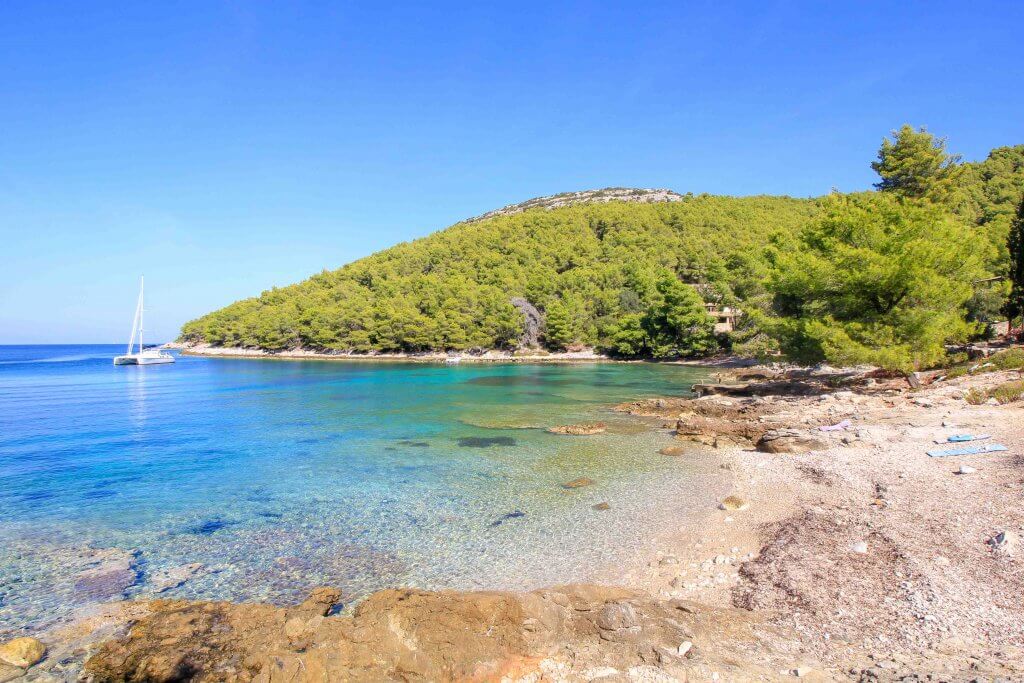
[0,345,721,637]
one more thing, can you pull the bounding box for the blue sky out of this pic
[1,1,1022,343]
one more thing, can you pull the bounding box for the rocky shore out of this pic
[8,363,1024,681]
[172,342,612,363]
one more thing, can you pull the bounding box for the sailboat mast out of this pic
[139,276,144,352]
[126,277,142,355]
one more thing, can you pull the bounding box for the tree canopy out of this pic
[763,193,983,371]
[1006,198,1024,324]
[181,195,817,357]
[872,124,962,201]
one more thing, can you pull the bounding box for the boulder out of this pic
[755,429,828,454]
[0,637,45,668]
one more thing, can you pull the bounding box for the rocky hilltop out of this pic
[464,187,687,222]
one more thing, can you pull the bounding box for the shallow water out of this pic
[0,345,722,636]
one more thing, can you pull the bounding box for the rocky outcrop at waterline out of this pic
[83,584,804,682]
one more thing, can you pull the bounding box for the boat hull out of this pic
[113,354,175,365]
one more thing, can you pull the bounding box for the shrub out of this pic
[987,348,1024,371]
[964,388,988,405]
[990,380,1024,404]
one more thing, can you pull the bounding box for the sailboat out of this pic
[113,276,175,365]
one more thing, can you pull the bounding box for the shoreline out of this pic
[18,364,1024,681]
[172,342,762,367]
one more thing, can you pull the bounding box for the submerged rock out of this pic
[658,445,688,456]
[547,423,606,435]
[73,548,139,601]
[561,477,595,489]
[457,436,517,448]
[593,502,611,511]
[0,637,45,668]
[186,519,235,535]
[489,510,527,527]
[149,563,207,593]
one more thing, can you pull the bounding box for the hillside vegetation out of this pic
[182,195,817,354]
[181,129,1024,370]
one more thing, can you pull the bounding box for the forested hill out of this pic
[180,194,819,354]
[181,133,1024,366]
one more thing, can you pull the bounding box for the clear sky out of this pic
[1,1,1022,343]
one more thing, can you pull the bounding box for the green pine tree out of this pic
[1005,197,1024,326]
[872,124,962,201]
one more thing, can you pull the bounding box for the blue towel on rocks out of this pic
[927,443,1007,457]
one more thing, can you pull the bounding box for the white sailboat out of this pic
[113,276,175,366]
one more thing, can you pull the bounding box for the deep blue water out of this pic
[0,345,721,636]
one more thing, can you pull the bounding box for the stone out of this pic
[592,502,611,511]
[296,586,343,616]
[677,640,692,657]
[595,602,640,631]
[658,445,688,456]
[956,465,976,474]
[850,541,869,554]
[283,617,306,639]
[562,477,595,489]
[548,423,606,435]
[755,429,827,454]
[718,495,748,511]
[0,638,45,668]
[989,530,1019,554]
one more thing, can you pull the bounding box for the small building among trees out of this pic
[704,303,741,333]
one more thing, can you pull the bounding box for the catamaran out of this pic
[113,276,175,366]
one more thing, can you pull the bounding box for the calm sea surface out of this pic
[0,345,722,636]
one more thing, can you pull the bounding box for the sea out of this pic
[0,344,723,637]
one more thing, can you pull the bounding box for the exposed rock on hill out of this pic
[510,297,542,348]
[465,187,687,222]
